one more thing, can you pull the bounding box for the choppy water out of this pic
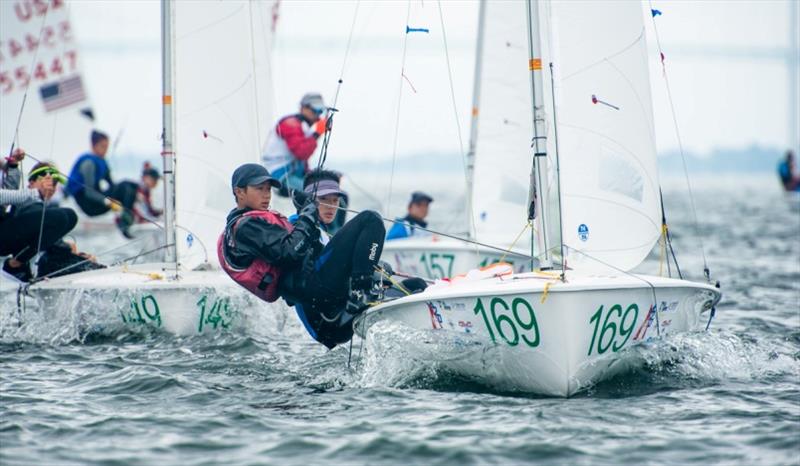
[2,175,799,465]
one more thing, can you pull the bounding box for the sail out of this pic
[469,0,535,248]
[0,0,94,172]
[545,0,660,271]
[173,1,275,270]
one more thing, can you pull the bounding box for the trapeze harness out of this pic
[217,210,292,303]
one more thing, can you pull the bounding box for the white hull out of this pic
[355,270,721,396]
[382,236,529,279]
[25,263,278,335]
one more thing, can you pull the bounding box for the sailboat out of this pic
[355,0,721,396]
[0,0,161,256]
[22,0,283,335]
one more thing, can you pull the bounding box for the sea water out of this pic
[1,175,798,465]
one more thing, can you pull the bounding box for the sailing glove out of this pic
[313,117,329,137]
[299,198,318,223]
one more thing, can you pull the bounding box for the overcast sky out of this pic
[65,0,799,163]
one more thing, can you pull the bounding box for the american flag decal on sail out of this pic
[39,76,87,112]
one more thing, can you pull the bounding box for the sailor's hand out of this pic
[291,188,310,211]
[299,198,318,222]
[7,148,25,166]
[78,252,98,263]
[106,200,123,213]
[313,117,329,137]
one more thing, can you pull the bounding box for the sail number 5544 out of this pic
[473,297,540,347]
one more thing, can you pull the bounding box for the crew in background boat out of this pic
[386,191,433,240]
[0,151,100,282]
[132,162,163,224]
[261,93,329,196]
[64,130,139,237]
[21,162,105,279]
[218,163,385,349]
[288,169,349,240]
[778,150,800,192]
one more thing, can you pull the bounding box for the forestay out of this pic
[545,0,660,272]
[0,0,93,170]
[173,1,275,270]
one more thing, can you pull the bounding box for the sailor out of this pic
[288,169,348,242]
[21,162,105,279]
[261,93,329,196]
[133,162,163,223]
[218,163,386,349]
[778,150,800,192]
[64,130,139,237]
[0,151,84,282]
[386,191,433,240]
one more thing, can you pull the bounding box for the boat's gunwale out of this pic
[364,271,721,316]
[25,263,234,291]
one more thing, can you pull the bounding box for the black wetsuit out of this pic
[223,208,385,348]
[0,202,78,265]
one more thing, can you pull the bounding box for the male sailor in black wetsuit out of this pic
[218,163,386,349]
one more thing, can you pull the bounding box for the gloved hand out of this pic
[107,200,123,213]
[291,188,310,212]
[290,207,321,254]
[313,116,329,137]
[298,198,318,223]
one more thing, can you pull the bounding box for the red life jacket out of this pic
[217,209,293,303]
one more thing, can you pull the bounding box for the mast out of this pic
[465,0,487,240]
[524,0,552,270]
[161,0,177,271]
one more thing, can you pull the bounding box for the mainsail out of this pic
[173,1,276,270]
[0,0,93,169]
[545,0,660,271]
[471,0,660,272]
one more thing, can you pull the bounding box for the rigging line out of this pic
[309,1,359,202]
[34,199,47,266]
[548,62,566,280]
[334,0,361,109]
[35,0,76,265]
[647,0,709,279]
[436,0,476,245]
[386,0,413,218]
[498,221,531,264]
[9,6,50,157]
[318,200,531,258]
[27,242,175,286]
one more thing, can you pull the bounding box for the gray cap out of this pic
[231,163,281,192]
[300,92,325,112]
[410,191,433,204]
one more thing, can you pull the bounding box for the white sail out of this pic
[545,0,660,271]
[173,1,275,270]
[469,0,535,248]
[0,0,93,171]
